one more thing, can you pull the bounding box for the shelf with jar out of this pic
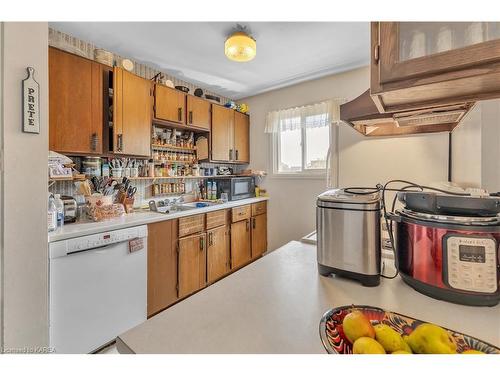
[151,143,196,153]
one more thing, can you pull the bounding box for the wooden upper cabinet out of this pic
[371,22,500,112]
[113,67,152,157]
[234,112,249,163]
[207,225,230,284]
[211,104,233,162]
[147,220,179,316]
[154,84,186,124]
[187,95,211,130]
[49,47,103,154]
[251,213,267,259]
[178,233,207,298]
[230,219,251,269]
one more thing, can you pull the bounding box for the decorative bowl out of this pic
[319,305,500,354]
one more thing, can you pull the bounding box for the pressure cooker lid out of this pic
[399,208,500,226]
[317,188,380,205]
[398,191,500,217]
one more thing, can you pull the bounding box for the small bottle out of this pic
[48,195,57,232]
[148,159,155,177]
[54,194,65,228]
[212,181,217,200]
[102,163,110,177]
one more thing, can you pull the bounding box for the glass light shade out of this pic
[224,31,256,62]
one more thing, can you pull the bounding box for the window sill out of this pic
[269,172,327,180]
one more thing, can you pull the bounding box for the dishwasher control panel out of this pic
[49,225,148,258]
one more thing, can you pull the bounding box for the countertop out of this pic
[48,197,269,243]
[116,241,500,354]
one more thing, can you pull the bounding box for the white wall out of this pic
[244,66,449,251]
[452,99,500,191]
[1,22,49,351]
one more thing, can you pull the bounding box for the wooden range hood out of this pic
[340,90,475,137]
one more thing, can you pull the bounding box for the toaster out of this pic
[61,195,77,223]
[316,188,381,286]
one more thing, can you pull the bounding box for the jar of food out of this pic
[83,157,102,177]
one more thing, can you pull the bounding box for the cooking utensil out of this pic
[205,94,220,103]
[127,186,137,198]
[175,85,189,93]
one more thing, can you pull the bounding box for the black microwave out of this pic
[211,177,255,201]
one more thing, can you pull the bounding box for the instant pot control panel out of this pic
[444,235,498,294]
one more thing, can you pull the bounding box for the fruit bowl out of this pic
[319,305,500,354]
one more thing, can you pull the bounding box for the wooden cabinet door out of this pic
[376,22,500,85]
[207,226,230,284]
[178,233,207,298]
[251,213,267,259]
[230,219,251,269]
[147,220,178,316]
[234,111,249,163]
[211,105,233,161]
[155,84,186,123]
[187,95,211,130]
[49,47,103,154]
[113,68,152,157]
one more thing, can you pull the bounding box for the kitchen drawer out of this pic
[206,209,228,230]
[251,201,267,216]
[231,205,251,223]
[179,214,205,237]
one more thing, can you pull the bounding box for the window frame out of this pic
[270,113,330,179]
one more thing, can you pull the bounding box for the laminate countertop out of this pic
[48,197,268,243]
[116,241,500,353]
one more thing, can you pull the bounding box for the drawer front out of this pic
[251,201,267,216]
[206,209,228,230]
[179,214,205,237]
[231,205,251,223]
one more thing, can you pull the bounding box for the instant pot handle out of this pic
[385,212,401,222]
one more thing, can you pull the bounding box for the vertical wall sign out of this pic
[22,66,40,134]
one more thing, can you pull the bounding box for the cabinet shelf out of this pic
[153,118,210,133]
[152,144,196,152]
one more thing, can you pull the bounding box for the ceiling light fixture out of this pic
[225,25,256,62]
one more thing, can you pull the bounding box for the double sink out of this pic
[149,200,221,215]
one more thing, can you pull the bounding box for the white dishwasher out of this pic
[49,225,148,353]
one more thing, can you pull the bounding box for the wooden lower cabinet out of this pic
[147,220,178,316]
[251,213,267,259]
[230,219,251,269]
[207,225,230,284]
[178,233,207,298]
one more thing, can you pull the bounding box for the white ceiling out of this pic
[49,22,369,99]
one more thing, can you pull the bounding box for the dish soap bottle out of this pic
[48,194,57,232]
[54,194,65,228]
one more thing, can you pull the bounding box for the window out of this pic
[266,100,340,176]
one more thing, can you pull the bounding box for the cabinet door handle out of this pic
[91,133,98,152]
[246,219,249,232]
[252,217,256,229]
[373,44,380,64]
[200,236,205,251]
[117,134,123,152]
[189,111,193,124]
[235,149,239,160]
[229,149,233,160]
[178,107,182,122]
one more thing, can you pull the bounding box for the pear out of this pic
[342,310,375,343]
[407,323,457,354]
[374,324,412,353]
[461,349,485,354]
[353,337,386,354]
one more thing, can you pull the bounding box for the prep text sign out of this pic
[22,67,40,134]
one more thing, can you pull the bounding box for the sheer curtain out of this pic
[265,99,344,187]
